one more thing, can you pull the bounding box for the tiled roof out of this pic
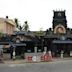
[53,40,72,44]
[0,18,16,26]
[13,31,35,37]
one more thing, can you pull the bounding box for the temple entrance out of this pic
[15,46,25,59]
[52,44,70,57]
[52,44,61,57]
[52,40,72,57]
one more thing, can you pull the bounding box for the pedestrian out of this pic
[10,45,13,59]
[0,49,3,62]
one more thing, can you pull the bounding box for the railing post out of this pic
[43,47,47,55]
[34,46,37,54]
[61,50,63,58]
[13,47,16,60]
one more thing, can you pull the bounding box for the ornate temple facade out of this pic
[1,10,72,57]
[42,10,72,57]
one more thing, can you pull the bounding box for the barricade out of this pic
[25,51,52,62]
[27,56,32,62]
[36,56,40,62]
[40,54,52,62]
[41,55,44,62]
[44,54,49,61]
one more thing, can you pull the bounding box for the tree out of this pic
[19,26,22,31]
[15,18,19,28]
[23,21,29,31]
[15,18,22,31]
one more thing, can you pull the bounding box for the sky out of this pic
[0,0,72,31]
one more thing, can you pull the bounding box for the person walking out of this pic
[10,45,13,59]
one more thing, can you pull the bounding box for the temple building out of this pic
[1,10,72,57]
[42,10,72,57]
[11,10,72,57]
[0,16,16,35]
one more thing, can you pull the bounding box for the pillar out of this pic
[34,46,37,53]
[61,50,63,58]
[43,47,47,55]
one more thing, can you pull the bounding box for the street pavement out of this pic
[0,59,72,72]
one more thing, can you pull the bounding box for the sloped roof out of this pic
[13,31,35,37]
[53,40,72,44]
[0,18,16,26]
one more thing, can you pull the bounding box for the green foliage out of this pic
[33,31,44,37]
[15,18,19,28]
[15,18,23,31]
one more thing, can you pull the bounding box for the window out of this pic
[58,12,61,16]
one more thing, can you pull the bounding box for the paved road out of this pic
[0,60,72,72]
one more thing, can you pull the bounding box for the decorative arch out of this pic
[54,24,66,34]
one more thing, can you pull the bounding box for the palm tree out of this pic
[19,26,22,31]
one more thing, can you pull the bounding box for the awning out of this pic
[53,40,72,44]
[0,42,26,46]
[13,43,26,46]
[0,42,9,45]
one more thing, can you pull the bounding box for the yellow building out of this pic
[0,17,16,35]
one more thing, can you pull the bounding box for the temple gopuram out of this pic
[42,10,72,57]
